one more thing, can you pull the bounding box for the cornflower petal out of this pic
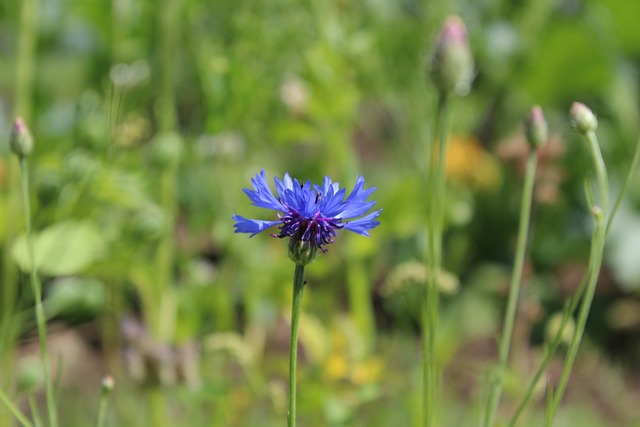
[243,169,283,212]
[274,173,295,200]
[343,209,382,236]
[232,215,281,236]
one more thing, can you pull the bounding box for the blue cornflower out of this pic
[233,170,381,263]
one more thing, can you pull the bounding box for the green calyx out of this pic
[288,238,319,266]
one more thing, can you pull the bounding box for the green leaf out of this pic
[12,220,106,276]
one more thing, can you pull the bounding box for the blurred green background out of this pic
[1,0,640,425]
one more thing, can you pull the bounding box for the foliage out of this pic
[1,0,640,426]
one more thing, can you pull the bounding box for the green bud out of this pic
[429,16,474,97]
[64,150,98,182]
[545,313,575,346]
[130,205,166,241]
[17,357,43,393]
[288,238,318,266]
[101,375,115,394]
[10,118,34,158]
[570,102,598,135]
[151,132,183,168]
[524,105,548,149]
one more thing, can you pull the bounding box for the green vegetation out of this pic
[1,0,640,426]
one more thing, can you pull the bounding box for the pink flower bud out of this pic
[524,105,548,149]
[570,102,598,135]
[10,118,34,158]
[429,16,474,96]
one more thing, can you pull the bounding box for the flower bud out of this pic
[524,105,548,149]
[429,16,474,97]
[545,313,575,346]
[151,132,183,168]
[570,102,597,135]
[10,118,34,158]
[101,375,115,394]
[288,238,318,266]
[17,357,43,393]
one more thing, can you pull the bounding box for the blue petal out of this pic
[333,176,378,219]
[274,172,294,201]
[232,215,280,237]
[342,209,382,236]
[243,170,283,211]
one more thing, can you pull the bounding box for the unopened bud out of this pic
[545,313,575,346]
[429,16,474,97]
[10,118,34,158]
[524,105,548,149]
[151,132,183,168]
[17,357,43,393]
[570,102,598,135]
[101,375,115,394]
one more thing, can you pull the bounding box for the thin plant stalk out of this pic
[29,394,44,427]
[0,387,34,427]
[95,379,113,427]
[1,0,39,359]
[423,92,452,426]
[484,149,539,427]
[288,264,306,427]
[507,272,588,426]
[606,132,640,235]
[19,157,58,427]
[545,130,608,426]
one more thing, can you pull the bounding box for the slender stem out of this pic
[0,387,34,427]
[346,256,375,353]
[507,296,581,426]
[483,150,538,426]
[20,157,58,427]
[423,93,451,427]
[288,264,306,427]
[2,0,38,361]
[545,130,608,426]
[29,394,44,427]
[606,132,640,236]
[95,387,110,427]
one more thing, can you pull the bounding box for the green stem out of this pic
[0,387,33,427]
[2,0,38,361]
[545,130,608,426]
[484,150,538,427]
[507,296,581,426]
[95,386,110,427]
[288,264,306,427]
[423,92,451,427]
[29,394,44,427]
[346,257,375,353]
[156,0,178,132]
[605,132,640,236]
[20,157,58,427]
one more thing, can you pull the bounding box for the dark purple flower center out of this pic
[272,207,344,252]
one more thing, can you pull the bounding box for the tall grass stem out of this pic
[423,93,451,426]
[544,130,608,426]
[19,157,58,427]
[606,133,640,235]
[484,149,539,427]
[0,387,34,427]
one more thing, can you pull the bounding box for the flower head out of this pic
[429,16,474,97]
[233,170,381,263]
[10,118,34,158]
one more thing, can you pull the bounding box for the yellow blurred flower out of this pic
[322,318,384,385]
[350,357,383,385]
[445,136,502,190]
[325,353,349,380]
